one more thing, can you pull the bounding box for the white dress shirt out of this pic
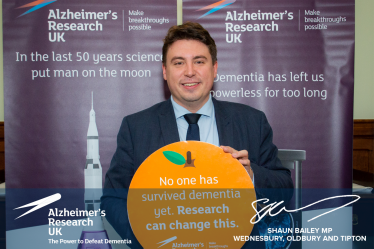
[171,95,219,147]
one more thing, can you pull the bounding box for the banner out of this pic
[181,1,374,249]
[183,0,355,189]
[3,0,176,248]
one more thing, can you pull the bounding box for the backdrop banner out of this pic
[3,0,176,248]
[184,1,371,248]
[184,0,355,189]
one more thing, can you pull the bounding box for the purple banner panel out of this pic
[4,0,176,247]
[184,0,355,189]
[3,0,177,189]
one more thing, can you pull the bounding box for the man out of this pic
[101,22,293,248]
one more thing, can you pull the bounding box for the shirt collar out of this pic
[171,95,213,119]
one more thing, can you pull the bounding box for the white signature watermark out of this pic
[251,195,360,224]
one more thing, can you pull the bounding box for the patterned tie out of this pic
[184,114,201,141]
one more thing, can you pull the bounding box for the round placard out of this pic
[128,141,256,248]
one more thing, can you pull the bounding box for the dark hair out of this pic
[162,22,217,66]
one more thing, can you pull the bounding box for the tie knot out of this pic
[184,114,201,125]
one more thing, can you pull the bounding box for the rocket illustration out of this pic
[83,92,104,231]
[79,93,111,249]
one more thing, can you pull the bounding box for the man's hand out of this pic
[220,145,253,181]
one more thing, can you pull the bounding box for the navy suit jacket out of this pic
[101,98,293,248]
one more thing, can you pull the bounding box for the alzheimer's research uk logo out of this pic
[157,236,177,247]
[14,193,61,219]
[16,0,57,17]
[196,0,236,19]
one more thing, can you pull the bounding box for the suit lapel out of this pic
[213,98,234,147]
[159,99,180,146]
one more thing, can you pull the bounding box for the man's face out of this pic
[162,39,217,112]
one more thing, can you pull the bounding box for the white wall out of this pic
[354,0,374,119]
